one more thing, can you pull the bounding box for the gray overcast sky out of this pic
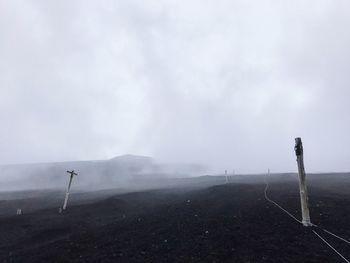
[1,0,350,173]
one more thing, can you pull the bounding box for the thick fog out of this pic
[1,1,350,174]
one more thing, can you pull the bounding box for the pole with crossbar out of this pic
[62,170,78,210]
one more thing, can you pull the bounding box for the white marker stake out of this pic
[294,138,312,227]
[62,170,77,210]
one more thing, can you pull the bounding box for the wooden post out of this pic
[225,170,228,183]
[294,138,312,226]
[62,170,77,210]
[62,191,70,210]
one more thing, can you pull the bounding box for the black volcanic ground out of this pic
[0,174,350,262]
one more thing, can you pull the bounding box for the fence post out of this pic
[62,170,78,210]
[294,137,312,226]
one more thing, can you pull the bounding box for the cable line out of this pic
[312,230,350,263]
[263,174,302,224]
[264,173,350,262]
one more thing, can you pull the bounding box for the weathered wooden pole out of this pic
[225,170,228,183]
[62,170,77,210]
[294,137,312,226]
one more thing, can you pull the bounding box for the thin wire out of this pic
[263,172,350,262]
[264,173,350,245]
[263,173,303,224]
[314,226,350,245]
[312,230,350,263]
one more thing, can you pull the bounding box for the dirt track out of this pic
[0,180,349,262]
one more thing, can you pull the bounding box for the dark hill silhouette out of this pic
[0,155,206,191]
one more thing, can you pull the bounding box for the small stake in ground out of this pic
[294,138,312,226]
[225,170,229,183]
[62,170,78,211]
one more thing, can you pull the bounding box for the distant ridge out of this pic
[0,154,205,191]
[0,154,153,167]
[109,154,154,163]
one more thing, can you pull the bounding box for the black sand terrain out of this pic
[0,174,349,262]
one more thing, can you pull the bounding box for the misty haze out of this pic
[1,1,350,262]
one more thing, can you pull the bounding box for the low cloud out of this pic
[1,0,350,174]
